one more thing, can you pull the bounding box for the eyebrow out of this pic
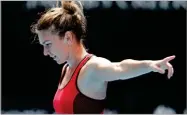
[42,40,50,45]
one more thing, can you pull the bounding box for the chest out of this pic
[58,65,107,100]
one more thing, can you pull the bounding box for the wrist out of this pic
[144,60,153,72]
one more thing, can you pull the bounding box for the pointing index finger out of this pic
[163,55,176,62]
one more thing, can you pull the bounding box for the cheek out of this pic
[55,43,67,57]
[53,45,61,56]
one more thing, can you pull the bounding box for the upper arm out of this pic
[90,57,126,82]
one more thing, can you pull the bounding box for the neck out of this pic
[66,43,88,70]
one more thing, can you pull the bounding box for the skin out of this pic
[37,30,175,100]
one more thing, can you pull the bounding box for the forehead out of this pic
[37,31,53,45]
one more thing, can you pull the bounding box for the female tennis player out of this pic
[31,1,175,114]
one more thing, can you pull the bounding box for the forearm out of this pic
[118,59,153,80]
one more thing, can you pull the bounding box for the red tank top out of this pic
[53,54,105,114]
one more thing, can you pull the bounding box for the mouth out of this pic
[54,56,57,60]
[51,55,59,63]
[51,55,56,60]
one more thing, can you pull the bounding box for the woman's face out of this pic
[37,30,69,64]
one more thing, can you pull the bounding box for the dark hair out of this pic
[31,1,87,43]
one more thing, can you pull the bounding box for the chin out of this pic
[56,59,65,65]
[56,61,61,65]
[56,61,62,65]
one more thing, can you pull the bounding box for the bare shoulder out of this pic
[86,56,112,71]
[83,55,122,82]
[87,56,113,68]
[81,55,114,79]
[80,56,110,74]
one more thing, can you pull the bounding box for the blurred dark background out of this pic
[2,1,186,114]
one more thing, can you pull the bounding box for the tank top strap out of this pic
[71,54,93,81]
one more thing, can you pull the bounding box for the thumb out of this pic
[152,65,165,74]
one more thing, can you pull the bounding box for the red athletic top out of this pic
[53,54,105,114]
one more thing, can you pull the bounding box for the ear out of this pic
[64,31,73,45]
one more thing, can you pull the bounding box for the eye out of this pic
[45,43,52,49]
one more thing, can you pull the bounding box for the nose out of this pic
[43,47,49,56]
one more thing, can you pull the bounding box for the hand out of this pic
[149,55,175,79]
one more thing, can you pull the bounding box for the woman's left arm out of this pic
[90,55,175,82]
